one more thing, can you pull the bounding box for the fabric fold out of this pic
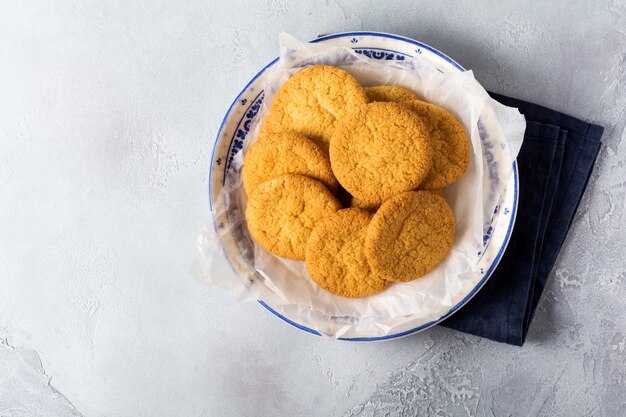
[441,93,603,346]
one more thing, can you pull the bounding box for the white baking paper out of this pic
[190,33,526,339]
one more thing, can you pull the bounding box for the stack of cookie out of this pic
[243,65,470,298]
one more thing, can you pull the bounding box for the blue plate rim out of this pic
[207,30,519,341]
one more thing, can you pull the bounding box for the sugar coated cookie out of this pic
[329,102,433,205]
[242,131,338,196]
[365,85,420,103]
[260,65,368,152]
[402,100,470,190]
[364,191,455,282]
[305,208,389,298]
[246,174,342,260]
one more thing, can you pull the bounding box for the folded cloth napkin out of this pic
[441,92,604,346]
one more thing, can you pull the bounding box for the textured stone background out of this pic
[1,1,625,416]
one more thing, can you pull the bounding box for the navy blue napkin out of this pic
[441,93,603,346]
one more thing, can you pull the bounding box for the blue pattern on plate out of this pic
[354,48,408,60]
[223,91,265,180]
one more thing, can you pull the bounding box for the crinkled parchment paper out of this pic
[190,33,526,339]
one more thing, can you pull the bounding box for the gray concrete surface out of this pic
[1,0,625,416]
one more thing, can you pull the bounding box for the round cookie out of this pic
[242,131,339,196]
[260,65,368,152]
[305,208,389,298]
[246,174,342,260]
[329,102,433,205]
[365,85,421,103]
[402,100,470,190]
[364,191,455,282]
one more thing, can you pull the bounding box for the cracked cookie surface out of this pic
[245,174,342,260]
[364,191,455,282]
[260,65,368,152]
[365,85,421,103]
[242,131,338,196]
[305,208,389,298]
[329,101,433,206]
[402,100,470,190]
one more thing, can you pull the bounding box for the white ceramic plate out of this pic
[209,31,518,341]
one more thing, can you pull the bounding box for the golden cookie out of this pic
[432,189,446,198]
[329,102,433,205]
[365,85,420,103]
[242,131,339,196]
[246,174,342,260]
[305,208,389,298]
[402,100,470,190]
[350,196,379,211]
[365,191,455,282]
[260,65,368,152]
